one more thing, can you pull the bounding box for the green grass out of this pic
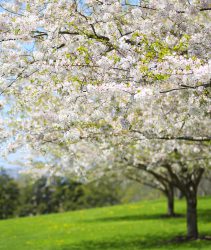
[0,198,211,250]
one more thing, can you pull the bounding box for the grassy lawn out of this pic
[0,197,211,250]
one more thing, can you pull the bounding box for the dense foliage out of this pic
[0,171,121,219]
[0,169,19,219]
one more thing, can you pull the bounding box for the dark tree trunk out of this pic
[164,164,204,240]
[186,194,198,239]
[167,186,175,217]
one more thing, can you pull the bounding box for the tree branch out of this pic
[160,82,211,94]
[131,130,211,142]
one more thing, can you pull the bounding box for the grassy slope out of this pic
[0,198,211,250]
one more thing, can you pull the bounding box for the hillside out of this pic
[0,198,211,250]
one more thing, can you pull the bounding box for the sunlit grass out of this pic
[0,197,211,250]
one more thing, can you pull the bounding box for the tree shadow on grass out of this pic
[58,238,167,250]
[52,210,211,250]
[85,207,211,224]
[85,213,184,223]
[198,209,211,223]
[55,236,211,250]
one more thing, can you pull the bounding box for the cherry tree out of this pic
[126,163,177,217]
[0,0,211,239]
[120,140,210,239]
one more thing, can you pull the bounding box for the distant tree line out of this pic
[0,169,121,220]
[1,168,211,221]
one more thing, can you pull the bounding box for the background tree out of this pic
[126,165,176,217]
[16,175,122,217]
[0,169,19,219]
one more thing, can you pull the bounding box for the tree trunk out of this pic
[167,186,175,217]
[186,194,198,239]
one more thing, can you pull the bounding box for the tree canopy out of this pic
[0,0,211,239]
